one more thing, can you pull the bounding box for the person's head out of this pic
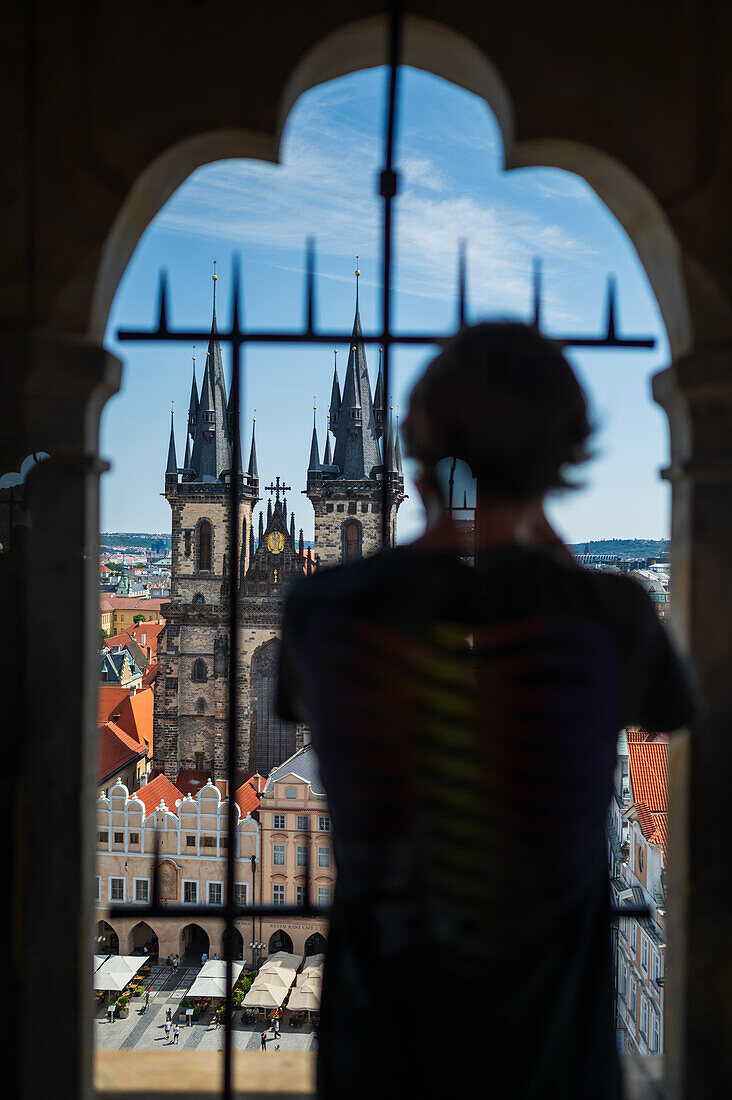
[403,322,592,510]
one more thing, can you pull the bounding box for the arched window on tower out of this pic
[192,659,207,683]
[251,640,296,775]
[343,520,362,563]
[197,520,212,572]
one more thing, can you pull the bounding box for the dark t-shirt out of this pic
[277,544,694,1099]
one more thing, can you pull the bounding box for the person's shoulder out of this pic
[284,549,408,609]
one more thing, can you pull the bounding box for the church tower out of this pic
[153,271,259,780]
[306,268,406,565]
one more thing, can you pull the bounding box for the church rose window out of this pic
[198,520,212,571]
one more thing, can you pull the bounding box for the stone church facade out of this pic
[153,277,405,781]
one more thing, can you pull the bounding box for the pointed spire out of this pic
[247,417,259,482]
[355,255,360,311]
[267,498,272,525]
[249,520,255,561]
[258,511,264,544]
[290,512,295,544]
[329,350,341,430]
[383,406,397,473]
[283,497,288,527]
[188,348,199,435]
[373,348,385,438]
[395,412,404,475]
[189,266,231,481]
[183,433,191,471]
[298,528,304,562]
[323,423,333,466]
[166,406,178,476]
[308,405,321,473]
[331,293,381,480]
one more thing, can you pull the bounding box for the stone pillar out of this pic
[653,348,732,1099]
[3,330,121,1100]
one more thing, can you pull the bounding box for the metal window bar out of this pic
[110,0,655,1093]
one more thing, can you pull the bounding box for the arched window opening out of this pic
[195,696,207,714]
[252,640,296,775]
[193,592,204,606]
[198,520,212,572]
[192,659,207,682]
[343,520,362,563]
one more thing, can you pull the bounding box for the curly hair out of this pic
[402,322,593,501]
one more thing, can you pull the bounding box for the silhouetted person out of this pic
[278,323,695,1100]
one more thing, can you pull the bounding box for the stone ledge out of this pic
[95,1051,663,1100]
[96,1051,315,1099]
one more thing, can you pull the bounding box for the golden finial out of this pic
[212,260,218,282]
[355,254,360,278]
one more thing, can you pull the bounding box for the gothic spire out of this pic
[189,267,231,481]
[323,422,333,466]
[308,407,321,473]
[298,528,304,561]
[373,347,385,439]
[267,498,272,525]
[395,413,404,475]
[330,288,381,480]
[183,433,191,471]
[283,497,288,526]
[329,349,341,430]
[258,510,264,544]
[290,512,295,544]
[166,407,178,476]
[247,418,259,482]
[188,349,199,435]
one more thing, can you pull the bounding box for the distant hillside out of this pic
[101,532,171,553]
[568,538,669,560]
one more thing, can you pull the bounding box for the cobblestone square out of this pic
[94,965,317,1054]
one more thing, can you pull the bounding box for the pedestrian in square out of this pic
[145,988,151,1007]
[166,1007,171,1023]
[165,1019,171,1041]
[260,1031,267,1050]
[274,1017,280,1039]
[173,1024,180,1044]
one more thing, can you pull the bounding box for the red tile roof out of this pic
[177,769,213,797]
[108,597,166,612]
[141,664,158,690]
[235,776,262,818]
[98,685,131,723]
[135,773,183,815]
[114,687,154,750]
[628,741,669,858]
[98,721,148,784]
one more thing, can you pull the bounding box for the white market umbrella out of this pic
[242,984,287,1009]
[187,961,244,999]
[93,955,145,992]
[287,988,321,1012]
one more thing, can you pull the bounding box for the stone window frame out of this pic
[109,877,125,902]
[341,516,363,562]
[317,885,331,907]
[272,844,286,866]
[182,879,198,904]
[233,882,248,906]
[133,877,150,903]
[296,845,308,867]
[207,881,224,905]
[273,813,286,829]
[272,884,286,906]
[192,658,208,683]
[317,846,331,868]
[318,815,330,832]
[195,517,214,574]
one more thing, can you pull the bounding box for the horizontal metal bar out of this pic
[610,905,652,918]
[116,327,655,351]
[109,902,329,921]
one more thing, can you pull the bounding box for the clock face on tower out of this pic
[266,530,285,554]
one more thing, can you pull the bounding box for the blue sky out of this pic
[101,66,671,544]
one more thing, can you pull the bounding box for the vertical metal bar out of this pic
[223,258,243,1100]
[379,0,402,547]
